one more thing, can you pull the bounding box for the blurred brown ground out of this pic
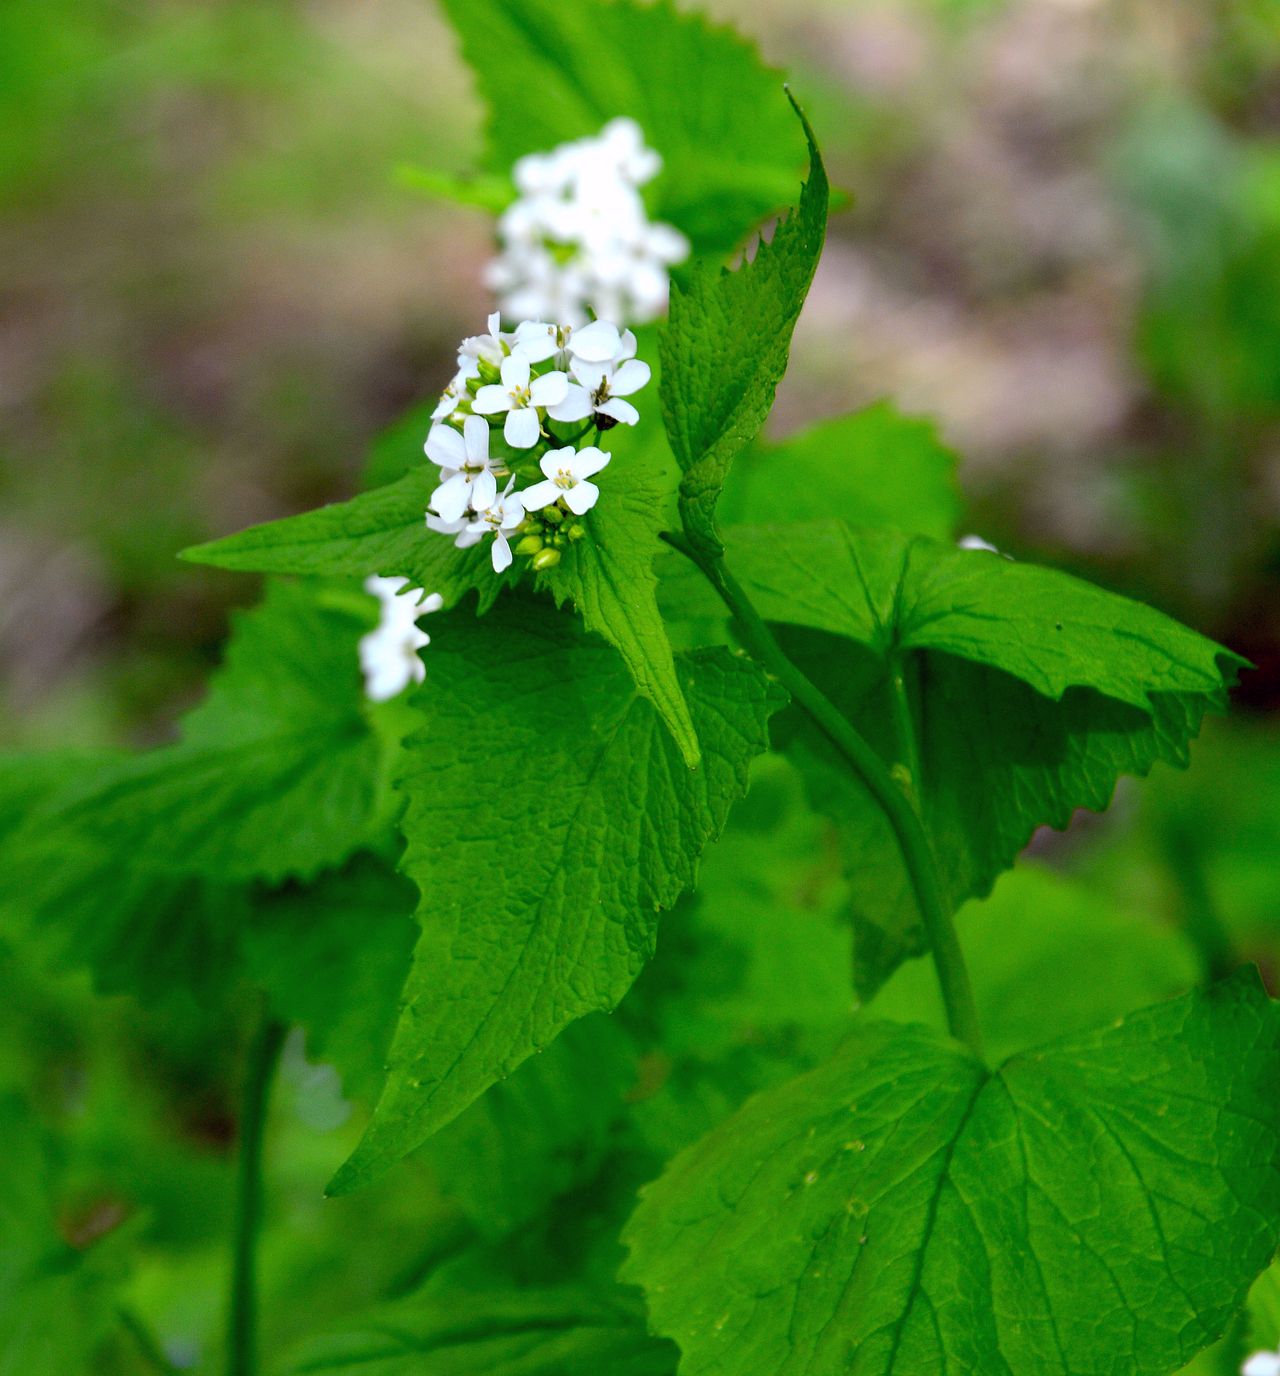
[2,0,1277,745]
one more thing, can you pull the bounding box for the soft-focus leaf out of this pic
[438,0,805,256]
[329,598,783,1193]
[624,971,1280,1376]
[286,1285,676,1375]
[719,403,961,541]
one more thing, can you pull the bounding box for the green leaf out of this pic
[438,0,806,256]
[329,598,783,1194]
[286,1285,676,1375]
[180,469,515,614]
[243,856,418,1102]
[662,525,1239,994]
[717,402,961,540]
[26,580,392,885]
[663,103,829,557]
[542,418,700,766]
[623,970,1280,1376]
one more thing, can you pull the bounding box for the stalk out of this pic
[227,1012,287,1376]
[663,531,984,1059]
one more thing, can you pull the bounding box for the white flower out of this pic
[1244,1354,1280,1376]
[359,576,442,702]
[512,319,568,365]
[426,511,483,549]
[521,445,611,516]
[566,319,632,364]
[425,414,497,522]
[467,478,527,572]
[473,352,568,448]
[487,119,688,328]
[568,350,650,427]
[457,311,509,370]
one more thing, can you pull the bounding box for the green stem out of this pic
[887,649,923,805]
[663,531,984,1060]
[546,418,598,448]
[227,1011,286,1376]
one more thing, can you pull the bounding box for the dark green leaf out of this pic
[329,598,783,1193]
[663,104,828,556]
[623,971,1280,1376]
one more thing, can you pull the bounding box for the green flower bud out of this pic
[542,504,564,525]
[531,547,562,571]
[477,357,501,384]
[567,523,586,542]
[515,534,544,557]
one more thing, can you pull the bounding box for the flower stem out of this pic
[662,530,984,1060]
[227,1010,286,1376]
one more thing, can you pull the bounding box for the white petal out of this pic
[598,396,639,426]
[1243,1356,1280,1376]
[501,494,526,528]
[472,385,512,415]
[504,405,541,449]
[500,352,530,390]
[486,310,502,340]
[568,319,621,362]
[530,370,568,406]
[563,480,598,515]
[540,446,576,478]
[513,321,559,363]
[618,328,639,361]
[521,479,561,511]
[462,414,490,463]
[430,473,471,523]
[611,359,650,396]
[420,592,445,614]
[491,532,513,573]
[425,424,467,468]
[545,386,592,423]
[573,446,611,479]
[470,468,498,512]
[570,358,609,394]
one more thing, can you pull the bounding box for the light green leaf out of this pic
[438,0,806,256]
[623,970,1280,1376]
[180,469,514,613]
[718,403,961,540]
[286,1286,676,1376]
[329,598,783,1194]
[663,104,829,556]
[543,418,700,766]
[243,856,418,1101]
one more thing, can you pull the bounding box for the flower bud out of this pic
[515,534,544,557]
[567,523,586,542]
[542,504,565,525]
[531,547,562,571]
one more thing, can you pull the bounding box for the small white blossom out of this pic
[457,311,510,370]
[487,118,689,328]
[473,353,569,449]
[467,478,527,572]
[1244,1355,1280,1376]
[425,511,483,549]
[568,351,650,427]
[359,576,442,702]
[521,445,611,516]
[425,414,498,522]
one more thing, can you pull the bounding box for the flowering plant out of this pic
[2,1,1277,1374]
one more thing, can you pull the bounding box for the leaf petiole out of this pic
[661,528,984,1060]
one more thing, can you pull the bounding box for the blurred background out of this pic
[3,0,1278,751]
[2,0,1280,1368]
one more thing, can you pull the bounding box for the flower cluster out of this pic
[359,576,442,702]
[424,317,649,572]
[485,118,689,328]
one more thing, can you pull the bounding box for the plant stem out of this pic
[663,530,984,1060]
[227,1011,286,1376]
[1158,815,1236,983]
